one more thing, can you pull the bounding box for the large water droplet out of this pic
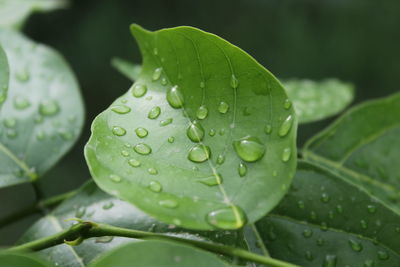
[159,199,178,208]
[135,127,148,138]
[281,147,291,162]
[13,96,30,110]
[111,105,131,114]
[187,121,205,142]
[112,126,126,136]
[218,101,229,114]
[109,174,122,183]
[148,106,161,119]
[39,100,59,116]
[149,181,162,192]
[166,85,184,108]
[152,68,162,81]
[131,84,147,97]
[188,144,211,163]
[160,118,173,126]
[197,174,223,186]
[233,136,265,162]
[128,159,141,167]
[278,115,294,137]
[238,162,247,177]
[206,205,247,229]
[196,105,208,120]
[134,143,152,155]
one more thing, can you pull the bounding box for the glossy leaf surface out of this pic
[0,0,66,30]
[85,25,297,230]
[282,78,354,124]
[90,240,230,267]
[304,92,400,213]
[0,252,53,267]
[20,181,246,267]
[0,43,8,111]
[252,161,400,266]
[0,29,84,188]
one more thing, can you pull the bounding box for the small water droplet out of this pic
[196,105,208,120]
[209,129,216,136]
[148,106,161,119]
[302,229,313,238]
[111,105,131,114]
[95,236,114,243]
[360,219,368,229]
[218,101,229,114]
[36,131,45,141]
[233,136,265,162]
[3,118,16,128]
[135,127,148,138]
[282,147,291,162]
[159,199,178,208]
[230,74,239,89]
[200,81,205,88]
[238,162,247,177]
[349,239,363,252]
[206,205,247,229]
[321,193,330,203]
[121,150,130,157]
[16,69,29,82]
[75,206,86,218]
[367,205,377,213]
[134,143,152,155]
[323,255,337,267]
[13,96,30,110]
[188,144,211,163]
[377,250,389,260]
[216,154,225,165]
[305,251,314,261]
[336,205,343,213]
[219,128,226,136]
[264,124,272,134]
[131,84,147,97]
[39,100,60,116]
[298,200,305,209]
[283,99,292,109]
[364,260,374,267]
[148,167,158,175]
[128,158,141,167]
[168,136,175,143]
[310,211,317,220]
[161,78,167,86]
[112,126,126,136]
[102,202,114,210]
[160,118,173,126]
[197,174,223,186]
[109,174,121,183]
[152,67,162,81]
[278,115,294,137]
[149,181,162,192]
[166,85,184,108]
[187,121,205,142]
[317,238,324,246]
[153,47,158,55]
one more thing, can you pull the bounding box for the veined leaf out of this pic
[85,25,297,230]
[252,161,400,266]
[0,29,84,188]
[0,0,67,30]
[303,92,400,213]
[19,181,247,267]
[0,252,53,267]
[282,78,354,124]
[111,57,141,82]
[89,240,230,267]
[0,43,9,111]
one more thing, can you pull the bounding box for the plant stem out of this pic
[0,190,76,229]
[9,221,298,267]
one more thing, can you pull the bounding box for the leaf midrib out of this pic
[0,141,36,180]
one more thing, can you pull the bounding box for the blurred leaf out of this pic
[0,0,67,30]
[20,181,246,267]
[90,240,230,267]
[111,57,141,82]
[85,24,297,230]
[304,92,400,213]
[0,43,9,111]
[252,161,400,266]
[0,29,84,188]
[0,252,53,267]
[282,78,354,124]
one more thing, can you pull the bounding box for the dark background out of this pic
[1,0,399,245]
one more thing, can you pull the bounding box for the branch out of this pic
[8,221,298,267]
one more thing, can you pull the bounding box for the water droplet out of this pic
[95,236,114,243]
[148,106,161,119]
[75,206,86,218]
[317,238,324,246]
[360,219,368,229]
[161,78,168,86]
[349,239,363,252]
[111,105,131,114]
[302,229,313,238]
[16,69,29,82]
[131,84,147,97]
[148,167,158,175]
[377,250,389,260]
[264,124,272,134]
[323,255,337,267]
[281,147,291,162]
[230,74,239,89]
[238,162,247,177]
[310,211,317,220]
[200,81,205,88]
[102,202,114,210]
[135,127,148,138]
[153,47,158,55]
[152,67,162,81]
[206,205,247,229]
[3,118,16,128]
[278,115,294,137]
[112,126,126,136]
[321,193,330,203]
[188,145,211,163]
[168,136,175,143]
[159,199,178,208]
[39,100,60,116]
[219,128,226,136]
[187,121,205,142]
[321,222,328,231]
[233,136,265,162]
[216,154,225,165]
[166,85,184,108]
[149,181,162,192]
[336,205,343,213]
[121,150,130,157]
[128,159,141,167]
[13,96,30,110]
[218,101,229,114]
[109,174,121,183]
[160,118,173,126]
[283,99,292,109]
[364,260,374,267]
[36,131,45,141]
[196,105,208,120]
[298,200,305,209]
[198,174,223,186]
[367,205,377,213]
[134,143,152,155]
[209,129,216,136]
[305,251,314,261]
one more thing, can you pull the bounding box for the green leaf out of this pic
[282,78,354,124]
[111,57,141,82]
[85,24,297,230]
[303,92,400,213]
[0,43,9,111]
[0,0,67,30]
[90,240,230,267]
[0,29,84,188]
[0,252,53,267]
[252,161,400,266]
[19,181,247,267]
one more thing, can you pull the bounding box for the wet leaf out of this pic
[85,25,297,230]
[0,43,9,111]
[0,29,84,188]
[0,252,53,267]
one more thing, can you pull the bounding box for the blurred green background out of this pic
[1,0,399,245]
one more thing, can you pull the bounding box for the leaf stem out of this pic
[8,221,298,267]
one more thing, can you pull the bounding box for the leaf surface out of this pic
[0,43,9,111]
[0,252,53,267]
[19,181,247,267]
[282,78,354,124]
[111,57,141,82]
[252,161,400,266]
[85,25,297,230]
[0,29,84,188]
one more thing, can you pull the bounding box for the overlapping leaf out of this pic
[85,25,297,230]
[0,29,84,188]
[0,43,8,111]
